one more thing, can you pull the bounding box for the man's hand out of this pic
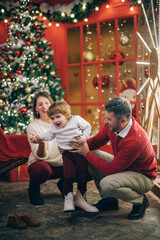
[69,141,89,156]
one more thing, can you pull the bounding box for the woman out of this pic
[27,91,63,205]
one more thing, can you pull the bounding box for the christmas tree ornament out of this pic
[119,33,130,46]
[74,72,79,77]
[26,97,32,103]
[43,76,48,81]
[50,70,55,76]
[16,70,22,75]
[6,78,11,82]
[83,50,96,62]
[92,75,110,88]
[1,83,6,88]
[4,106,8,111]
[39,65,44,69]
[14,50,21,56]
[25,87,31,93]
[110,51,125,65]
[0,100,4,108]
[19,106,28,114]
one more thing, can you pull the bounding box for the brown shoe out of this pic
[19,212,41,227]
[7,213,28,229]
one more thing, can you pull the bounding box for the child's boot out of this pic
[75,190,99,218]
[64,192,75,212]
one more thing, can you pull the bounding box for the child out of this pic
[30,101,99,216]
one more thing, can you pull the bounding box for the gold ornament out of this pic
[6,78,11,82]
[1,83,6,88]
[4,106,8,111]
[50,70,55,76]
[1,92,6,98]
[25,87,31,93]
[14,83,19,87]
[0,100,4,107]
[19,62,25,68]
[45,55,49,60]
[8,55,13,61]
[3,72,7,76]
[26,97,32,103]
[83,50,96,62]
[119,34,130,46]
[43,76,48,81]
[39,89,44,92]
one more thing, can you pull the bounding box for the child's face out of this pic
[50,113,67,128]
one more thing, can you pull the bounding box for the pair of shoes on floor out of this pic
[7,212,41,229]
[94,197,119,212]
[128,194,149,220]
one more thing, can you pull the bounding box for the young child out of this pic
[30,101,99,216]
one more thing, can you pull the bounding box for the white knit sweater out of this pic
[27,119,63,167]
[39,115,91,150]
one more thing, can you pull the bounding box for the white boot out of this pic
[75,190,99,213]
[64,192,75,212]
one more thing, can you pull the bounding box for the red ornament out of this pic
[16,33,21,37]
[39,65,44,69]
[36,37,40,41]
[37,48,44,52]
[74,72,79,77]
[9,73,14,78]
[16,70,22,75]
[145,68,149,78]
[110,51,125,65]
[35,25,40,30]
[92,75,109,88]
[25,40,31,45]
[14,50,21,56]
[19,106,28,114]
[4,47,9,52]
[87,109,92,114]
[0,72,5,79]
[3,56,8,62]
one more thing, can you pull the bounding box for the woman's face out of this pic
[35,96,51,121]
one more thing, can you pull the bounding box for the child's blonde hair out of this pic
[48,101,71,119]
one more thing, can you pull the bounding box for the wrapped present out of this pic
[6,163,30,182]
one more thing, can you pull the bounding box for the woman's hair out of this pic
[48,101,71,119]
[105,97,132,120]
[33,91,54,118]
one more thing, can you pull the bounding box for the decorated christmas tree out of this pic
[0,0,65,134]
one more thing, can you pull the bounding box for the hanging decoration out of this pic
[92,75,109,88]
[83,50,96,62]
[0,0,152,24]
[119,33,130,46]
[110,51,125,65]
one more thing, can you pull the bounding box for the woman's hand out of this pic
[30,134,42,144]
[69,141,89,156]
[75,136,85,146]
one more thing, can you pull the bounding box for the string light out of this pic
[106,4,109,8]
[84,18,88,22]
[56,23,59,27]
[95,7,99,11]
[48,22,52,26]
[130,5,134,11]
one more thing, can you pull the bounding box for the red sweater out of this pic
[86,117,157,180]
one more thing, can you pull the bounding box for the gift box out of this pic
[6,163,30,182]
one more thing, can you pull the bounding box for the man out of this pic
[70,97,157,220]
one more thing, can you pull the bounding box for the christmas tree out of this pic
[0,0,65,134]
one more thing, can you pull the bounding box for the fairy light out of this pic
[43,16,46,20]
[142,3,155,48]
[48,22,52,26]
[61,12,65,17]
[70,13,75,18]
[56,23,59,27]
[106,4,109,8]
[84,18,88,22]
[95,7,99,11]
[73,19,77,23]
[130,5,134,11]
[82,3,86,10]
[137,0,142,4]
[1,9,5,13]
[137,77,150,95]
[121,0,125,2]
[137,32,151,52]
[4,19,8,23]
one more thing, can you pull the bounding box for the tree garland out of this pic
[0,0,156,24]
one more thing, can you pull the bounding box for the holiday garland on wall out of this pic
[0,0,154,24]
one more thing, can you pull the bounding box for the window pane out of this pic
[85,105,100,135]
[118,17,135,58]
[100,20,115,60]
[101,63,116,102]
[83,24,97,62]
[67,27,80,64]
[68,66,81,103]
[71,105,82,116]
[84,65,98,103]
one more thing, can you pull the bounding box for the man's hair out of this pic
[48,101,71,119]
[105,97,132,120]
